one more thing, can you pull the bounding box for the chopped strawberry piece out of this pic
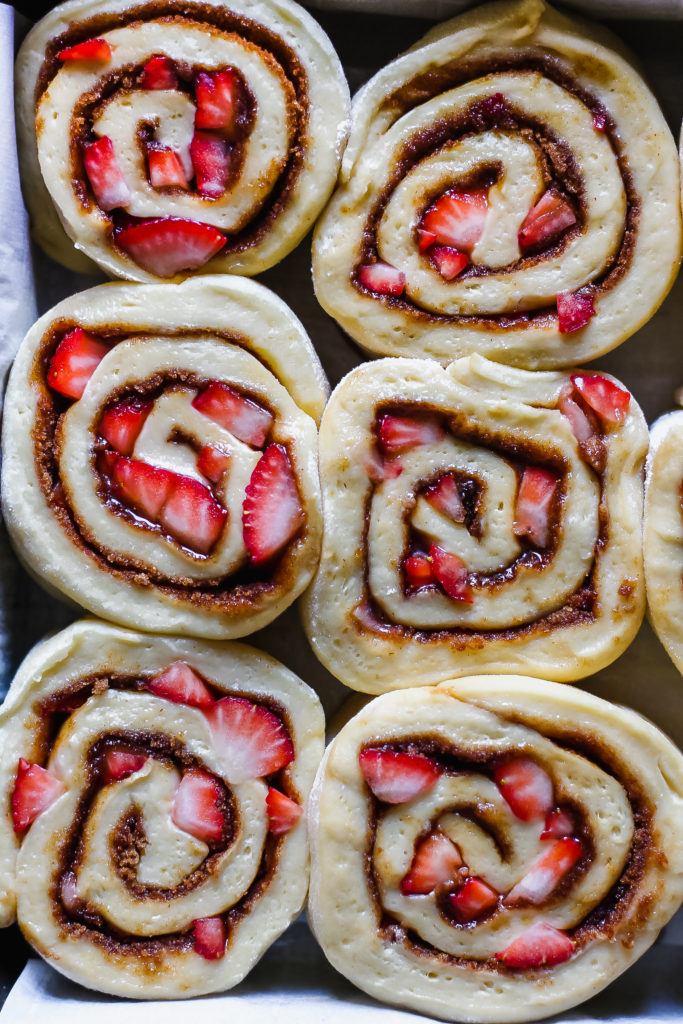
[358,262,406,296]
[12,759,64,832]
[593,112,607,132]
[557,291,595,333]
[425,474,465,523]
[190,132,231,198]
[195,69,239,133]
[519,190,577,250]
[422,190,488,254]
[541,807,575,841]
[148,146,189,189]
[192,382,273,446]
[378,414,444,453]
[417,229,437,252]
[362,446,403,483]
[558,384,596,443]
[405,553,436,590]
[141,55,178,90]
[266,787,303,835]
[48,328,110,400]
[512,466,557,548]
[193,916,227,959]
[400,833,462,895]
[58,38,112,62]
[430,545,472,602]
[243,444,303,564]
[493,759,554,822]
[97,448,119,479]
[449,877,498,923]
[99,399,152,455]
[197,445,231,483]
[160,475,227,554]
[171,769,224,843]
[60,872,81,912]
[83,137,131,212]
[431,246,468,280]
[111,457,174,520]
[116,218,226,277]
[147,662,214,708]
[205,696,294,782]
[358,748,441,804]
[570,373,631,425]
[497,922,574,968]
[104,750,147,783]
[505,837,583,905]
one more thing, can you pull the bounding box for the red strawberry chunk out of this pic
[417,229,437,252]
[160,475,227,554]
[116,218,226,277]
[362,447,403,483]
[60,872,81,912]
[97,449,119,479]
[400,832,463,895]
[205,696,294,782]
[148,146,189,189]
[58,38,111,62]
[494,759,554,822]
[111,457,174,520]
[190,132,231,198]
[593,112,607,132]
[104,750,147,783]
[243,444,303,564]
[141,55,178,90]
[358,262,406,296]
[147,662,214,708]
[358,748,441,804]
[266,787,303,835]
[193,916,227,960]
[192,382,273,447]
[513,466,557,548]
[195,69,239,133]
[497,922,574,968]
[422,190,488,254]
[378,415,444,454]
[171,769,224,843]
[405,553,436,590]
[197,445,231,483]
[48,328,110,400]
[431,246,468,280]
[83,137,131,211]
[449,877,498,923]
[12,759,64,832]
[518,190,577,250]
[99,399,152,455]
[557,291,595,333]
[426,474,465,523]
[430,545,472,602]
[570,373,630,425]
[541,807,575,841]
[505,837,583,905]
[558,384,596,443]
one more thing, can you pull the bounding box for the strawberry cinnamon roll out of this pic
[16,0,349,279]
[2,277,324,638]
[301,355,647,692]
[0,619,323,998]
[308,677,683,1022]
[312,0,681,368]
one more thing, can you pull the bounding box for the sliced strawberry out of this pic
[541,807,575,841]
[430,545,472,602]
[99,399,152,455]
[512,466,557,548]
[111,457,174,520]
[83,137,131,211]
[104,750,147,783]
[205,696,294,782]
[193,916,227,960]
[417,229,437,252]
[192,382,273,447]
[557,291,595,334]
[570,373,630,425]
[362,447,403,483]
[58,38,112,62]
[147,662,214,708]
[425,474,465,523]
[558,384,596,443]
[518,190,577,250]
[449,877,498,923]
[358,748,441,804]
[243,444,303,564]
[497,922,574,968]
[197,445,231,483]
[48,328,110,400]
[195,69,239,133]
[593,112,607,132]
[190,132,231,198]
[116,218,226,277]
[431,246,468,280]
[378,415,444,454]
[171,770,224,843]
[60,872,81,912]
[422,190,488,254]
[505,837,583,905]
[493,759,554,822]
[148,146,189,189]
[160,475,227,554]
[400,832,462,895]
[405,553,436,590]
[141,55,178,90]
[97,448,119,479]
[12,759,64,832]
[358,262,406,296]
[266,787,303,835]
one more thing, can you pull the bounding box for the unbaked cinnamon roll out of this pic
[16,0,349,279]
[312,0,681,368]
[308,677,683,1022]
[301,355,647,692]
[2,277,324,638]
[0,619,323,998]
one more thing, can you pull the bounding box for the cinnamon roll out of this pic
[308,676,683,1022]
[312,0,681,368]
[2,277,325,638]
[301,355,647,692]
[16,0,349,279]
